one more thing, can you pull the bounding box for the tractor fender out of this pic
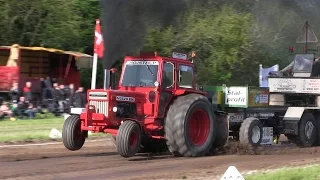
[64,108,86,120]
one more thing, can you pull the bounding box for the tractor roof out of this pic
[124,51,194,65]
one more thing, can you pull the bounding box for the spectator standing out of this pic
[58,84,67,113]
[23,82,33,103]
[66,83,75,107]
[74,87,86,108]
[9,82,20,103]
[51,83,61,115]
[42,77,53,102]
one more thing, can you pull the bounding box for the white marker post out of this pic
[91,53,98,89]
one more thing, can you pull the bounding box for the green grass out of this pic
[0,116,108,142]
[245,165,320,180]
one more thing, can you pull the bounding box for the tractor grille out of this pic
[89,101,108,117]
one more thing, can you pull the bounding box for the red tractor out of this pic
[62,52,228,157]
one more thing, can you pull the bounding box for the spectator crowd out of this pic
[0,77,87,120]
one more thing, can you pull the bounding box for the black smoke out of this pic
[100,0,188,69]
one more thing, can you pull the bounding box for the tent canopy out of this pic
[0,44,93,68]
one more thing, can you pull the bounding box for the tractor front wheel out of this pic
[116,120,141,158]
[165,94,216,157]
[62,115,87,151]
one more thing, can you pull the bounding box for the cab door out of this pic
[157,61,175,117]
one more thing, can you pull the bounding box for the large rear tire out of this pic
[165,94,216,157]
[62,115,87,151]
[239,117,263,147]
[116,120,141,158]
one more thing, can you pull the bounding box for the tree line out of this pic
[1,0,319,88]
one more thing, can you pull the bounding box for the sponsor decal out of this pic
[225,87,248,107]
[126,61,159,65]
[116,96,135,102]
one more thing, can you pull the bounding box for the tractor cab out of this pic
[118,52,195,90]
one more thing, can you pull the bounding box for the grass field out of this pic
[0,117,108,142]
[245,164,320,180]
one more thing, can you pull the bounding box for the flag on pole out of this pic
[259,64,279,87]
[94,19,104,58]
[91,19,104,90]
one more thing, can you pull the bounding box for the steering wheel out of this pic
[140,82,146,86]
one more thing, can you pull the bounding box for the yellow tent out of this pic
[0,44,94,68]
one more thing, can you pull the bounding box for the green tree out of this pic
[142,5,260,86]
[0,0,100,52]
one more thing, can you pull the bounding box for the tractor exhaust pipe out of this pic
[103,69,110,90]
[110,68,117,90]
[103,68,117,90]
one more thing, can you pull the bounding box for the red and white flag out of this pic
[94,19,104,58]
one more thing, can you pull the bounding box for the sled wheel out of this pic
[294,112,317,147]
[62,115,87,151]
[239,117,263,147]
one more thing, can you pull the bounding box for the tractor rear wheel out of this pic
[116,120,141,158]
[62,115,87,151]
[165,94,216,157]
[239,117,263,147]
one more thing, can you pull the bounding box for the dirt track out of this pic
[1,137,320,180]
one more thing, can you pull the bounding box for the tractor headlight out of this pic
[112,107,118,112]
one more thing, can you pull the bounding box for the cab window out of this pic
[178,65,193,88]
[162,62,174,88]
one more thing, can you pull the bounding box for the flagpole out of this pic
[91,53,98,89]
